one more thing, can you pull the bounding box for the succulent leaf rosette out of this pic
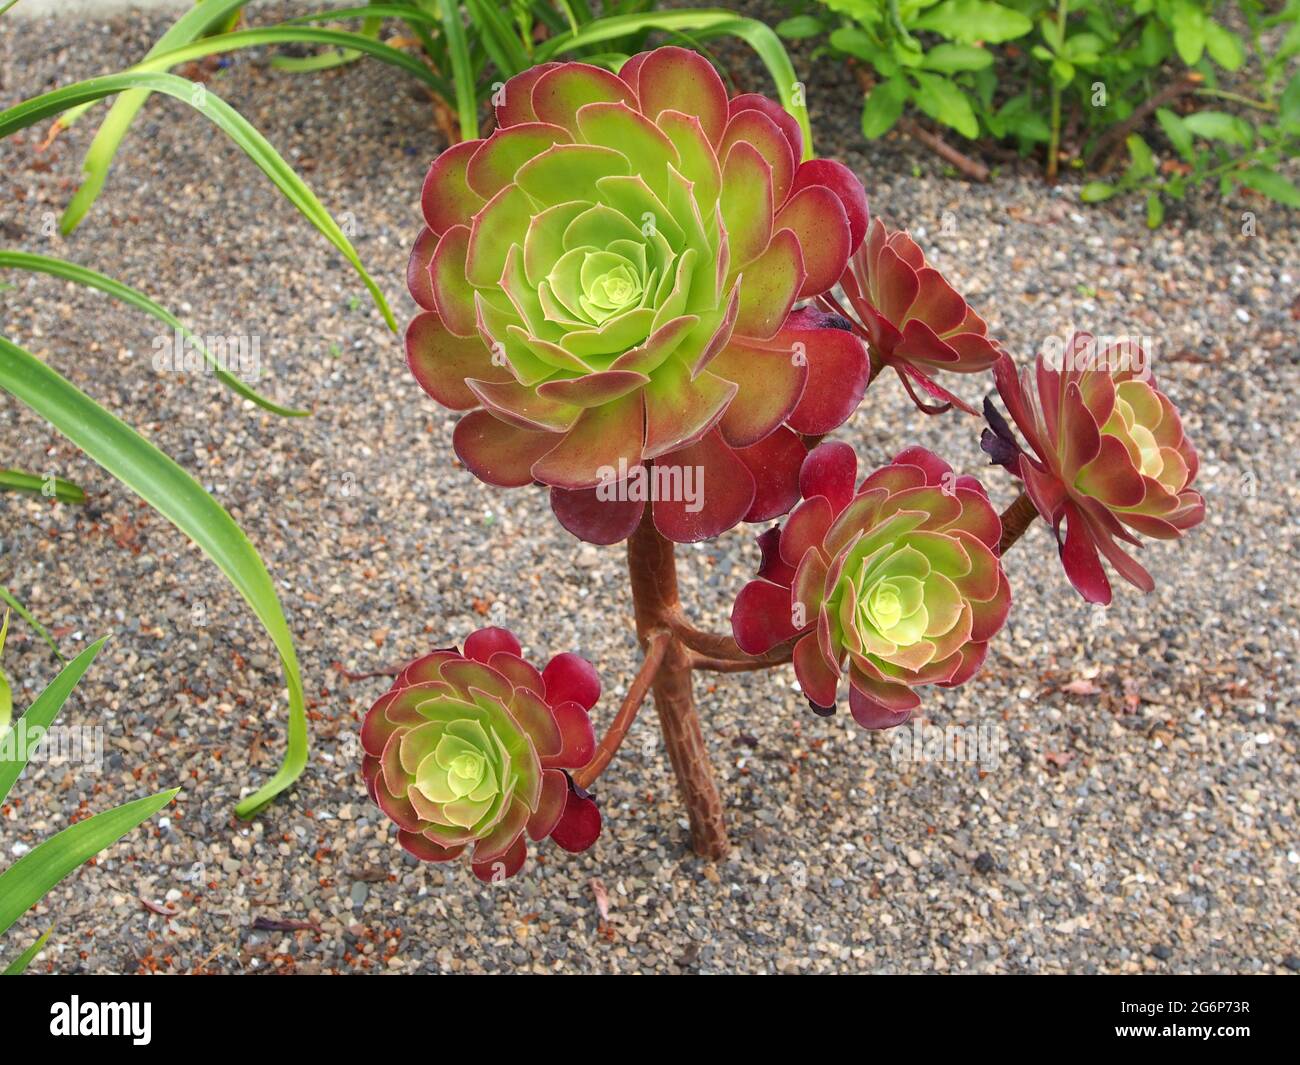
[983,333,1205,604]
[406,47,872,544]
[821,212,1002,414]
[732,443,1011,728]
[361,627,602,881]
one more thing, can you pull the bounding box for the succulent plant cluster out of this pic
[382,46,1207,878]
[361,628,601,880]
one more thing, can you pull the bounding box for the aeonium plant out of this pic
[371,46,1207,878]
[406,47,871,544]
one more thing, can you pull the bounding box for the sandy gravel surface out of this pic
[0,4,1296,974]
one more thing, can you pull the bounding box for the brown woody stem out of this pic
[572,630,669,790]
[999,490,1040,555]
[625,512,729,859]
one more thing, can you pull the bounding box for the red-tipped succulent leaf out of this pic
[360,627,601,881]
[731,443,1011,729]
[407,48,872,544]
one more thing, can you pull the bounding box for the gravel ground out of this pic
[0,5,1296,975]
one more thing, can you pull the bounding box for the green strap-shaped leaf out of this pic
[0,789,179,939]
[535,10,814,159]
[0,338,306,817]
[0,637,107,806]
[0,70,395,330]
[0,612,11,741]
[437,0,481,141]
[0,467,86,503]
[55,0,256,225]
[2,928,51,975]
[271,16,384,73]
[130,27,446,93]
[0,586,64,662]
[0,251,306,418]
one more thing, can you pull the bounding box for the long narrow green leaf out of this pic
[0,72,395,331]
[0,612,11,740]
[0,0,24,18]
[272,15,384,72]
[465,0,531,75]
[56,0,253,228]
[3,928,51,975]
[131,28,445,93]
[0,637,106,806]
[437,0,480,140]
[0,251,306,417]
[284,4,438,29]
[0,467,86,504]
[0,587,63,663]
[0,788,179,939]
[536,11,814,159]
[0,587,64,662]
[0,339,307,817]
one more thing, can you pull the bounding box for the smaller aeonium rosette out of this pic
[821,211,1003,414]
[731,443,1011,729]
[361,627,601,881]
[982,332,1205,604]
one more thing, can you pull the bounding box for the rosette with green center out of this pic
[820,212,1003,414]
[406,47,872,544]
[982,333,1205,604]
[731,443,1011,728]
[361,627,602,881]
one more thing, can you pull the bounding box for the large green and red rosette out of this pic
[732,443,1011,728]
[361,627,601,881]
[983,333,1205,604]
[406,47,872,544]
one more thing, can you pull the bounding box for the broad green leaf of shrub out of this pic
[1203,22,1245,70]
[1238,167,1300,207]
[775,15,824,39]
[862,77,907,138]
[1173,5,1208,65]
[1126,134,1157,179]
[911,72,979,139]
[1156,107,1195,161]
[1183,110,1254,148]
[1080,182,1117,202]
[915,0,1031,44]
[921,43,993,73]
[1146,193,1165,229]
